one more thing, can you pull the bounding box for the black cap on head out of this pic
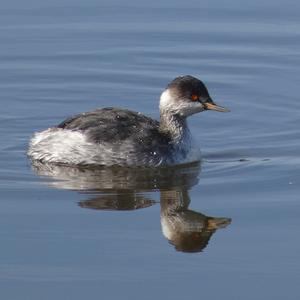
[167,75,210,100]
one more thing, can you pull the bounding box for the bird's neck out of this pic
[158,89,190,143]
[159,111,189,142]
[160,189,190,215]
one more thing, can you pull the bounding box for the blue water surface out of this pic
[0,0,299,299]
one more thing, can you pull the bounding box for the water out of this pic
[1,0,300,299]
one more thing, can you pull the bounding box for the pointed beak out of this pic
[204,101,230,112]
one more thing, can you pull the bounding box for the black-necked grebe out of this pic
[28,75,229,166]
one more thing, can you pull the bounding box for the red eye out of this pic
[191,94,199,101]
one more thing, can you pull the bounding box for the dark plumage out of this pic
[57,107,167,144]
[56,107,174,165]
[167,75,210,100]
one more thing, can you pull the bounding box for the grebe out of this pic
[28,75,229,166]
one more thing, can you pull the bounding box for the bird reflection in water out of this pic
[31,161,231,253]
[160,189,230,252]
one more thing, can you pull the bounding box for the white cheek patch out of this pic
[159,89,174,112]
[177,101,205,117]
[160,89,204,117]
